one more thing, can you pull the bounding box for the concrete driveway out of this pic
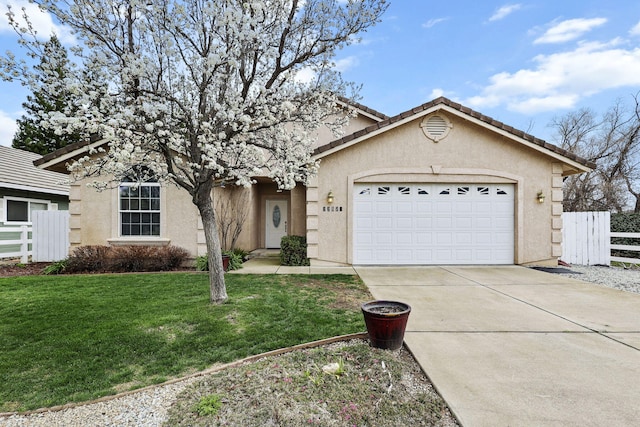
[354,265,640,427]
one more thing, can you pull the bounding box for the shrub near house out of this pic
[48,245,189,274]
[280,235,310,266]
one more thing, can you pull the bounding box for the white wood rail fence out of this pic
[0,225,32,263]
[610,232,640,264]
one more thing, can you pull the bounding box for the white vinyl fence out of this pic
[32,210,70,262]
[562,211,611,266]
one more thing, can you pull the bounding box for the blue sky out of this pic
[2,0,640,146]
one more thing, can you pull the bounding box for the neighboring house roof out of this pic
[314,97,596,175]
[0,145,69,196]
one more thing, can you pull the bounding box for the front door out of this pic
[266,200,288,248]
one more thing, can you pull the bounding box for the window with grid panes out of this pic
[119,175,160,236]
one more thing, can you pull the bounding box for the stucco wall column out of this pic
[306,176,319,260]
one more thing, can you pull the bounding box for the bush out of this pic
[280,235,310,266]
[43,259,67,275]
[195,250,244,272]
[65,245,189,273]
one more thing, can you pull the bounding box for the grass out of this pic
[0,272,370,412]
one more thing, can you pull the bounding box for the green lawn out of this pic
[0,273,370,412]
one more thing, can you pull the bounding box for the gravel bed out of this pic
[557,264,640,294]
[0,378,199,427]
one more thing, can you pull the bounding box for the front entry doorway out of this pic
[266,200,288,248]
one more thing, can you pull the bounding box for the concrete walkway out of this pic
[355,265,640,426]
[228,256,357,275]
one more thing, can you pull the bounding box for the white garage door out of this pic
[353,183,514,265]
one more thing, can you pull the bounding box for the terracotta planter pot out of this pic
[361,300,411,350]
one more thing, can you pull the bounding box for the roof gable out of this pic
[314,97,595,175]
[0,146,69,196]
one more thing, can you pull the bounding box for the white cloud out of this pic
[430,88,445,99]
[333,56,359,72]
[534,17,607,44]
[294,67,316,84]
[0,0,75,44]
[422,18,448,29]
[0,110,18,146]
[630,20,640,36]
[488,4,522,22]
[465,39,640,114]
[294,56,359,84]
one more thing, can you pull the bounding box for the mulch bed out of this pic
[0,262,52,278]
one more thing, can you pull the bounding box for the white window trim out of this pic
[118,181,162,237]
[2,196,52,225]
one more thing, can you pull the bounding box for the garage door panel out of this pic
[494,232,513,244]
[476,232,492,244]
[376,217,393,228]
[376,232,393,245]
[396,217,413,228]
[475,217,492,229]
[355,217,374,229]
[355,200,373,213]
[436,217,453,228]
[456,232,472,244]
[436,233,453,244]
[455,249,473,262]
[456,217,473,228]
[396,201,413,213]
[415,249,433,262]
[436,202,452,213]
[416,217,432,228]
[476,249,493,262]
[416,232,432,244]
[416,201,433,213]
[396,232,413,244]
[353,183,514,265]
[356,232,373,245]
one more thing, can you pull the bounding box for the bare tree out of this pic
[550,94,640,212]
[215,187,250,251]
[1,0,388,303]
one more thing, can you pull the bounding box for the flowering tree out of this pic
[1,0,387,303]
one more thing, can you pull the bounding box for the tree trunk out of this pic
[194,182,227,304]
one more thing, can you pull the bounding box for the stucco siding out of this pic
[311,113,561,266]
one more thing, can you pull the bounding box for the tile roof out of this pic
[0,146,69,195]
[337,95,389,121]
[314,96,597,170]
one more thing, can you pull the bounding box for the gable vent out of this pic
[420,114,452,142]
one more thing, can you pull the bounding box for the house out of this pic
[0,145,69,260]
[0,145,69,227]
[35,97,594,266]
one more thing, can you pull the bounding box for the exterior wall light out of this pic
[537,191,545,203]
[327,191,334,204]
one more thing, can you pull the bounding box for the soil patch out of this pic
[0,262,52,277]
[166,339,460,426]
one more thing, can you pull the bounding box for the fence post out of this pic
[20,225,29,264]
